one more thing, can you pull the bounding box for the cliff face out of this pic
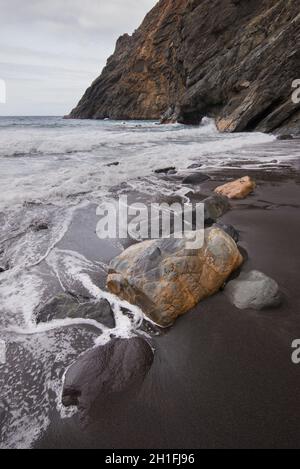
[69,0,300,133]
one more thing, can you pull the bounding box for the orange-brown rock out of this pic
[106,228,243,327]
[214,176,256,200]
[69,0,300,134]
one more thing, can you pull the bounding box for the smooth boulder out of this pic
[62,337,154,408]
[35,293,116,329]
[107,227,243,326]
[214,176,256,200]
[224,270,282,310]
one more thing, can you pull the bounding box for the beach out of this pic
[0,117,299,448]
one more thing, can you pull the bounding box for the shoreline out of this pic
[35,162,300,449]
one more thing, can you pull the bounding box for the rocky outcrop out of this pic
[107,228,243,326]
[69,0,300,134]
[215,176,256,199]
[224,270,282,310]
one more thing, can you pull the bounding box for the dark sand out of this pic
[36,168,300,449]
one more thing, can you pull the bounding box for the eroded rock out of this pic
[107,227,243,326]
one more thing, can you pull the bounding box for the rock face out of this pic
[107,228,243,326]
[69,0,300,134]
[214,176,256,199]
[62,338,154,408]
[224,270,282,310]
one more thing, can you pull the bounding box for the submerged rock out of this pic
[277,134,294,141]
[62,337,154,408]
[224,270,282,311]
[107,227,243,326]
[154,167,176,174]
[35,293,116,329]
[215,176,256,200]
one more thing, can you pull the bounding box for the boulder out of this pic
[62,337,154,408]
[204,194,230,222]
[107,227,243,326]
[35,293,116,329]
[213,222,239,243]
[182,172,210,185]
[224,270,282,311]
[214,176,256,200]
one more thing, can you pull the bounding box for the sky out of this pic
[0,0,157,116]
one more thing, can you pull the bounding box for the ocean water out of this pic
[0,116,296,448]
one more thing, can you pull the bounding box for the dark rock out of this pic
[277,134,294,141]
[68,0,300,134]
[187,163,203,170]
[62,337,154,408]
[224,270,282,310]
[30,221,49,232]
[154,167,176,174]
[213,222,239,243]
[106,161,120,167]
[182,173,210,185]
[35,293,116,329]
[204,194,230,222]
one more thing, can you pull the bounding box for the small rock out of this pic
[154,167,176,174]
[106,161,120,167]
[213,222,239,243]
[30,221,49,232]
[62,337,154,408]
[182,172,210,185]
[224,270,282,310]
[187,163,203,169]
[277,134,294,141]
[215,176,256,199]
[36,293,116,329]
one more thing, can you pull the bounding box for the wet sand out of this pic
[36,168,300,449]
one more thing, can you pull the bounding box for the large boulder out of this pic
[107,228,243,326]
[224,270,282,310]
[62,337,154,408]
[35,293,116,329]
[214,176,256,200]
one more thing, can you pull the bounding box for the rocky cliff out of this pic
[69,0,300,133]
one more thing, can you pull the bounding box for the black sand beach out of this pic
[35,144,300,449]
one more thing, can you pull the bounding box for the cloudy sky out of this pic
[0,0,157,116]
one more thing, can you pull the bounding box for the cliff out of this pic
[69,0,300,133]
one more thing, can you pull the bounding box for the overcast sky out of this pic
[0,0,157,116]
